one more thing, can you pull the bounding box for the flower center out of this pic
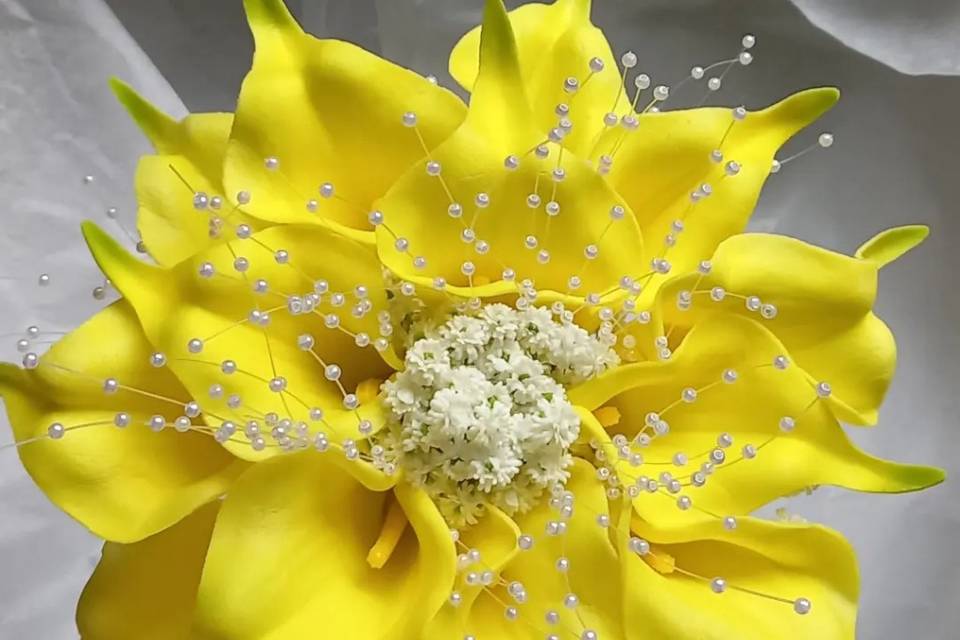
[378,304,618,526]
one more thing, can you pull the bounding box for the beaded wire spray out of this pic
[0,1,931,638]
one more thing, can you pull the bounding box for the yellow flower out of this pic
[0,0,944,638]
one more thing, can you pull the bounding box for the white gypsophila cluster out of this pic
[379,304,619,526]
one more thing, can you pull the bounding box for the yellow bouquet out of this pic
[1,0,944,638]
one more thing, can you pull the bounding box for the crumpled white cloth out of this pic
[789,0,960,76]
[2,0,958,638]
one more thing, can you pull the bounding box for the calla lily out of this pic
[0,0,943,638]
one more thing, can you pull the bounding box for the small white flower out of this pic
[379,304,618,526]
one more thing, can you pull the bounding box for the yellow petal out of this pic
[223,0,466,230]
[450,0,631,156]
[657,230,922,424]
[622,514,859,639]
[376,0,643,297]
[572,314,943,526]
[191,451,455,640]
[606,88,838,287]
[0,302,244,542]
[855,224,928,267]
[425,505,520,639]
[111,79,264,266]
[82,222,398,461]
[77,501,219,639]
[461,458,623,638]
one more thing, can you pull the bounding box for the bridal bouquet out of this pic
[1,0,942,638]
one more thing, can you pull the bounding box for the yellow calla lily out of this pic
[77,501,220,639]
[621,512,859,639]
[652,228,929,425]
[0,0,944,638]
[602,88,838,284]
[571,314,942,527]
[0,301,245,542]
[375,0,644,296]
[451,0,632,156]
[221,0,466,231]
[426,505,521,638]
[81,221,397,461]
[191,451,455,639]
[111,80,265,267]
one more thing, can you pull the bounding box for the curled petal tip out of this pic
[108,78,178,149]
[856,225,929,267]
[243,0,300,39]
[81,221,163,300]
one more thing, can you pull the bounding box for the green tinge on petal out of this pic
[374,1,643,301]
[608,88,839,294]
[224,0,466,232]
[111,80,265,267]
[651,231,915,425]
[450,0,630,156]
[572,314,944,525]
[464,0,536,142]
[82,222,398,462]
[855,224,929,267]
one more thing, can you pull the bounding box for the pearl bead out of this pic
[621,51,637,68]
[818,132,834,148]
[47,422,65,439]
[779,416,796,432]
[324,364,342,381]
[192,192,208,210]
[710,577,727,593]
[794,598,812,614]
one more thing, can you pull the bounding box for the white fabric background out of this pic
[1,0,958,637]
